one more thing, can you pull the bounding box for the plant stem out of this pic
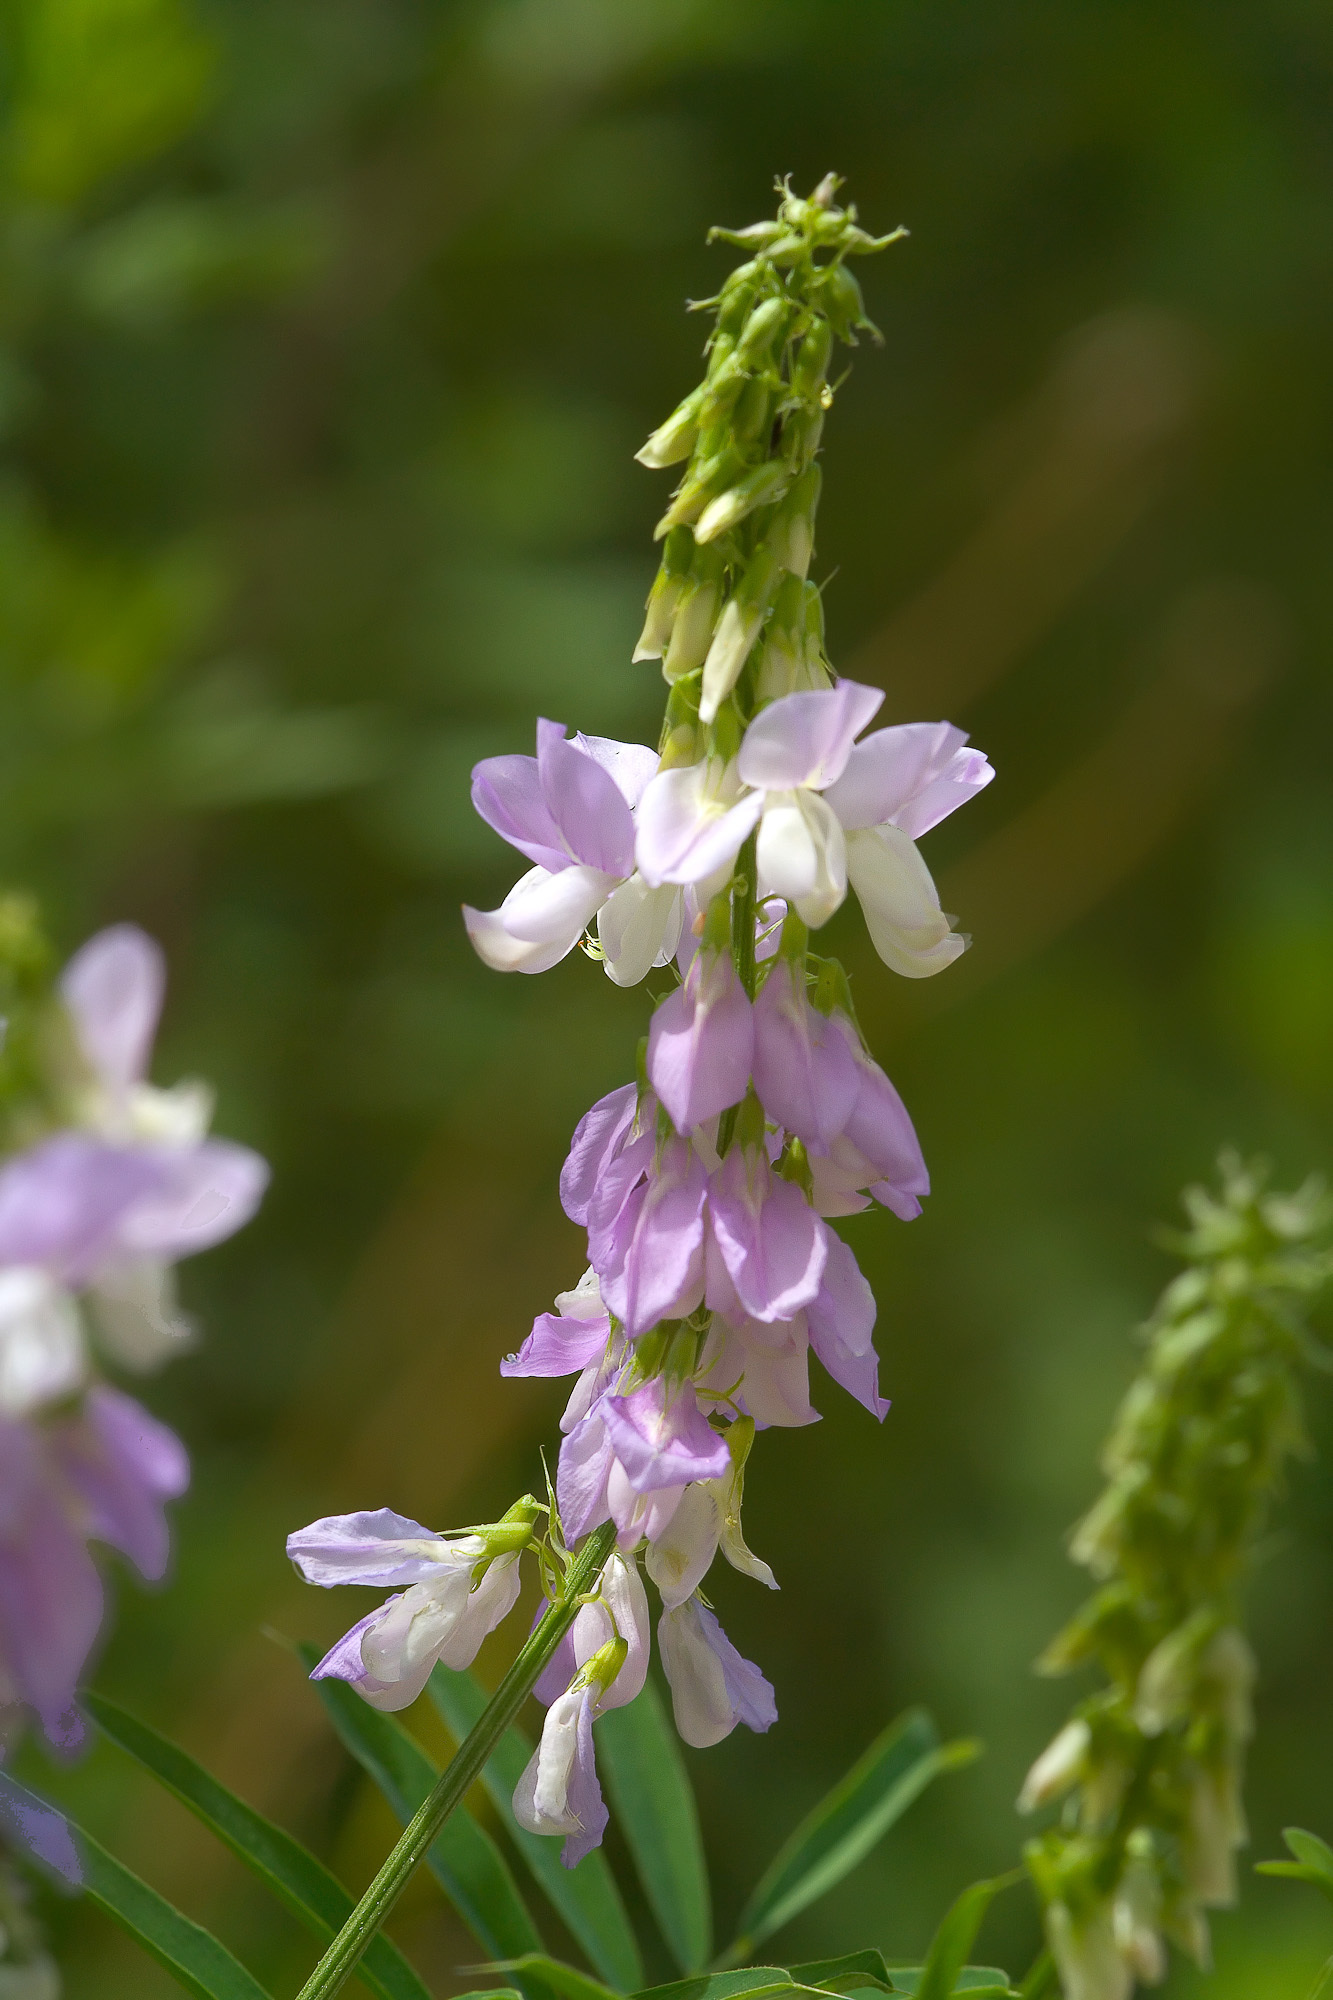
[731,828,759,1000]
[294,1519,618,2000]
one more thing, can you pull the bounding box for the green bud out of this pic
[473,1493,544,1558]
[733,1086,767,1154]
[734,295,794,369]
[778,1136,814,1195]
[636,382,706,469]
[815,261,878,343]
[655,446,745,539]
[791,318,835,400]
[701,890,733,954]
[633,527,695,661]
[663,541,726,681]
[695,458,790,544]
[573,1633,628,1700]
[768,464,821,578]
[732,372,773,446]
[780,404,825,473]
[711,266,764,343]
[700,544,781,723]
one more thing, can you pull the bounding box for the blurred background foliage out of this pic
[1,0,1330,1993]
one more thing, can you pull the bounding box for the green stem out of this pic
[731,828,759,1000]
[1017,1947,1055,1998]
[294,1520,618,2000]
[1306,1951,1333,2000]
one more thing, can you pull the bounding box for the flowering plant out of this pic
[0,178,1326,2000]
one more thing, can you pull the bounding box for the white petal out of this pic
[86,1258,193,1372]
[844,825,965,977]
[756,791,846,927]
[0,1268,85,1416]
[635,762,763,888]
[464,864,615,975]
[645,1484,720,1609]
[657,1599,733,1748]
[598,876,684,987]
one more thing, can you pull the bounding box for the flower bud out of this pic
[1018,1718,1091,1811]
[780,404,825,473]
[655,447,745,539]
[734,296,794,369]
[636,384,706,469]
[816,262,875,343]
[695,459,790,544]
[768,465,821,578]
[700,546,780,723]
[732,373,773,447]
[663,542,726,681]
[635,527,695,660]
[791,319,834,402]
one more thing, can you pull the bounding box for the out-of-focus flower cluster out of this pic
[1019,1156,1333,1999]
[0,901,267,1754]
[290,178,992,1866]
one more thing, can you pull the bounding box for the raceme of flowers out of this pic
[0,922,268,1749]
[289,178,992,1868]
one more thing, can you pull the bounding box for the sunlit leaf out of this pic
[483,1953,623,2000]
[630,1971,793,2000]
[431,1664,644,1989]
[598,1681,711,1972]
[730,1711,979,1953]
[84,1690,432,2000]
[301,1647,542,1965]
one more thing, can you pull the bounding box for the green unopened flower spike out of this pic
[1020,1155,1333,1999]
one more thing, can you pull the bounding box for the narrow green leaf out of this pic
[912,1872,1023,2000]
[431,1664,644,1989]
[0,1771,272,2000]
[631,1975,793,2000]
[300,1646,541,1963]
[598,1681,711,1973]
[886,1975,1013,1997]
[1256,1861,1333,1903]
[732,1711,978,1952]
[786,1950,895,1992]
[84,1691,431,2000]
[484,1953,623,2000]
[1285,1829,1333,1878]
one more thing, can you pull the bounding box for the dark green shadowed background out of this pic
[2,0,1330,1992]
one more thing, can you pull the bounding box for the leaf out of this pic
[731,1711,979,1952]
[484,1954,624,2000]
[629,1972,793,2000]
[598,1681,711,1973]
[887,1977,1014,1998]
[787,1950,895,1992]
[83,1691,432,2000]
[430,1664,644,1989]
[911,1873,1023,2000]
[0,1771,273,2000]
[1285,1830,1333,1878]
[300,1647,542,1964]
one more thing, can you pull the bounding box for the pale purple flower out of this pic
[513,1683,608,1867]
[634,682,992,974]
[557,1379,729,1547]
[658,1595,777,1748]
[805,1233,889,1420]
[644,1477,777,1606]
[751,955,859,1153]
[705,1143,828,1325]
[464,723,683,984]
[594,1135,708,1338]
[289,1508,521,1711]
[50,1387,189,1584]
[647,942,754,1135]
[0,1422,103,1749]
[501,1268,612,1380]
[698,1313,819,1430]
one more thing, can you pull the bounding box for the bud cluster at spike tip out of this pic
[0,910,268,1751]
[290,177,993,1868]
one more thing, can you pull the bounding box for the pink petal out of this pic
[821,721,993,834]
[60,925,165,1092]
[470,752,570,872]
[537,720,636,877]
[738,679,884,793]
[647,951,754,1134]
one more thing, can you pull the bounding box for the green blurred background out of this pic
[3,0,1331,1992]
